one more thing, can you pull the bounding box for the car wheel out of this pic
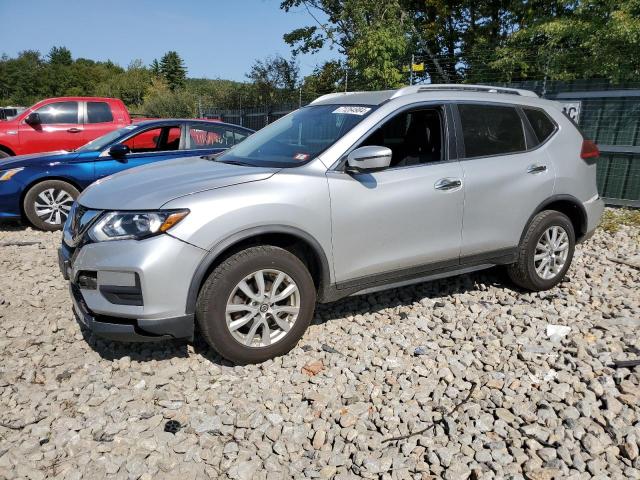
[0,150,10,159]
[23,180,79,231]
[196,245,316,364]
[508,210,575,291]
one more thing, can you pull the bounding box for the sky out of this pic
[0,0,338,81]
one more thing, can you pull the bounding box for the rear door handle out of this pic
[434,178,462,191]
[527,164,547,174]
[67,128,82,133]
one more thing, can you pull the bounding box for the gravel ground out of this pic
[0,215,638,480]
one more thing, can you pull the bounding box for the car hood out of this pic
[0,151,79,169]
[78,155,279,210]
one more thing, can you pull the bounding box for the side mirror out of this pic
[108,143,130,159]
[345,146,393,174]
[25,112,41,125]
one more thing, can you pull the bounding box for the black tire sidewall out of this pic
[23,180,79,231]
[523,212,575,290]
[0,150,9,159]
[197,247,316,364]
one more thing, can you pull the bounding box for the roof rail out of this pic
[390,84,538,99]
[310,92,359,104]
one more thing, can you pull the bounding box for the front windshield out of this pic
[215,104,375,167]
[76,125,137,152]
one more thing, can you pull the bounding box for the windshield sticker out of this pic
[332,106,371,116]
[124,125,137,130]
[294,153,309,161]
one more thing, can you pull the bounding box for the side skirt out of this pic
[318,247,516,303]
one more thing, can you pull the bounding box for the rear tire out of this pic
[508,210,575,291]
[23,180,79,231]
[196,245,316,364]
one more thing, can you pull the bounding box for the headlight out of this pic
[89,210,189,242]
[0,168,24,181]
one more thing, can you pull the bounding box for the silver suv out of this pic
[59,85,604,364]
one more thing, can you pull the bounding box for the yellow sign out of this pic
[412,63,425,72]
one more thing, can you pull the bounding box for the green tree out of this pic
[246,55,300,104]
[48,46,72,65]
[96,60,152,108]
[142,78,196,117]
[281,0,410,89]
[150,59,161,77]
[159,51,187,90]
[302,60,346,96]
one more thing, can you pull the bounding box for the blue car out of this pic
[0,119,253,230]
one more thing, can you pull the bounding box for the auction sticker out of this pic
[332,106,371,116]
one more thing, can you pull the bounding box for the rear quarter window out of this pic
[458,104,525,157]
[87,102,114,124]
[524,108,556,144]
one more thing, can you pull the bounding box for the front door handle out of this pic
[434,178,462,191]
[527,164,547,174]
[67,128,82,133]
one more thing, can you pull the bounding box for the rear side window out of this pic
[458,104,525,157]
[87,102,114,124]
[189,124,239,149]
[34,101,78,124]
[524,108,556,144]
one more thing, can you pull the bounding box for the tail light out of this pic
[581,139,600,160]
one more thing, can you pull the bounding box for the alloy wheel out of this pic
[225,269,300,347]
[34,188,74,226]
[534,225,570,280]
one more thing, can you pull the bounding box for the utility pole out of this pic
[299,86,302,107]
[410,54,414,86]
[345,69,348,92]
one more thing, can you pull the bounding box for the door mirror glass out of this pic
[25,112,41,125]
[108,143,130,158]
[346,146,392,173]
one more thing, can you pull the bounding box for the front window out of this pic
[214,104,375,167]
[123,126,181,152]
[34,101,79,124]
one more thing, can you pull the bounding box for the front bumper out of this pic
[59,233,207,342]
[0,178,24,219]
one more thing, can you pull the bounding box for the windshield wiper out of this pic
[215,159,253,167]
[201,154,252,167]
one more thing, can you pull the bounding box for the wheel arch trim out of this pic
[20,176,83,214]
[0,144,16,156]
[521,194,588,244]
[184,225,332,315]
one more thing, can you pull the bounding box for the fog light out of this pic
[77,271,98,290]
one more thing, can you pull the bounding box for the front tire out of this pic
[508,210,575,291]
[23,180,79,231]
[196,245,316,364]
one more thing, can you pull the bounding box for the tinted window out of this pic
[87,102,114,123]
[459,104,525,157]
[361,108,443,167]
[34,101,78,124]
[524,108,556,144]
[123,126,181,153]
[189,124,237,149]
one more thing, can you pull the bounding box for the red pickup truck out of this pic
[0,97,135,158]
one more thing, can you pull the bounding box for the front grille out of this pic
[70,203,87,239]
